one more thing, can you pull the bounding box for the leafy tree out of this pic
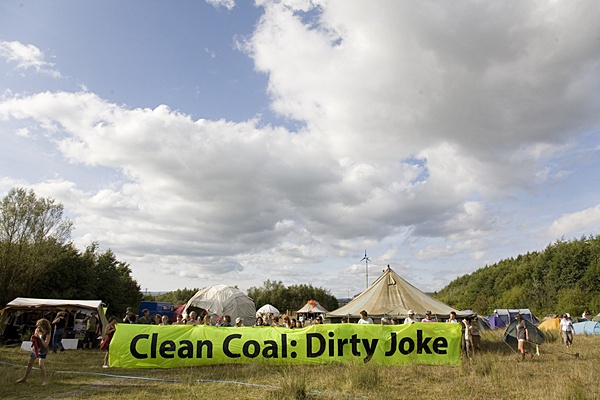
[154,288,200,305]
[0,187,141,316]
[85,244,142,317]
[0,187,73,307]
[35,243,95,299]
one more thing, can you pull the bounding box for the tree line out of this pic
[0,187,141,316]
[247,279,339,313]
[433,235,600,318]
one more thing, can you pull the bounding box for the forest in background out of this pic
[433,235,600,318]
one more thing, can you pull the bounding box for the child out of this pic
[101,317,118,368]
[16,318,51,385]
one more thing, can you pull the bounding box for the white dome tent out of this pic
[184,285,255,326]
[256,304,280,318]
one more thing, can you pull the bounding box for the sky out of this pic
[1,0,600,300]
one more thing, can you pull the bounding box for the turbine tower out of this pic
[361,250,371,289]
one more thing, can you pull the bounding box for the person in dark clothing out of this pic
[51,312,67,353]
[515,314,530,360]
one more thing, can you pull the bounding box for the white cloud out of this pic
[205,0,235,11]
[15,127,30,137]
[0,40,61,78]
[1,1,600,294]
[549,205,600,238]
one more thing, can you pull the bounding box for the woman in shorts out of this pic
[16,318,51,385]
[515,314,529,360]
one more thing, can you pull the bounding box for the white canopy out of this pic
[6,297,104,311]
[2,297,108,334]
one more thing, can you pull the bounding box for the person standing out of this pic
[83,311,100,349]
[101,317,118,368]
[560,313,574,348]
[515,314,529,360]
[51,311,67,353]
[404,310,416,324]
[461,318,474,356]
[137,309,152,324]
[447,311,458,323]
[15,318,51,385]
[471,316,481,351]
[422,311,436,322]
[123,307,136,323]
[358,310,373,324]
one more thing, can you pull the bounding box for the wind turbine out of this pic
[361,250,371,289]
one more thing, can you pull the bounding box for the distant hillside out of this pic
[433,235,600,318]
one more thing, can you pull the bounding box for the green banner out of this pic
[109,323,462,368]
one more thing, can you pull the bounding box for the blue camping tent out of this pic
[573,321,600,335]
[487,314,506,330]
[493,308,539,325]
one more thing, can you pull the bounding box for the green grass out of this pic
[1,332,599,399]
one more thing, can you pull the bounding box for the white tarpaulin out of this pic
[184,285,255,326]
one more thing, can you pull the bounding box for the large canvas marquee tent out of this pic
[326,266,471,321]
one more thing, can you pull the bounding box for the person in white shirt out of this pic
[559,313,574,348]
[358,310,373,324]
[447,311,458,323]
[404,310,416,324]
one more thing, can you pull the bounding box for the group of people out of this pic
[357,309,483,357]
[15,305,586,385]
[253,314,319,328]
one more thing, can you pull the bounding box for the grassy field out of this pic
[0,331,598,400]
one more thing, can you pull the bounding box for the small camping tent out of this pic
[184,285,255,326]
[256,304,280,318]
[573,321,600,335]
[297,300,329,315]
[503,318,545,345]
[538,318,560,332]
[487,314,507,330]
[476,315,491,331]
[460,310,491,330]
[494,309,539,325]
